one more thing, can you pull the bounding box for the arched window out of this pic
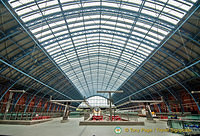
[78,96,114,108]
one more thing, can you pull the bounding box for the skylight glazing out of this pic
[8,0,197,98]
[78,96,114,108]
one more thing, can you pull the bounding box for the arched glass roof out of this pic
[78,95,114,108]
[8,0,197,98]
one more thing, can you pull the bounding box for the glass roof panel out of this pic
[8,0,197,98]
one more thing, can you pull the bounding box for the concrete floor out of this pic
[0,117,183,136]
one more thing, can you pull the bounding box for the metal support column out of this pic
[109,92,112,121]
[3,92,13,120]
[62,103,70,121]
[97,90,123,121]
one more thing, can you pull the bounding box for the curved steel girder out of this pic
[116,70,175,101]
[24,71,84,111]
[0,81,17,101]
[117,60,200,110]
[74,79,124,91]
[34,21,163,43]
[1,42,189,86]
[0,76,48,112]
[0,30,27,53]
[45,39,195,78]
[35,98,49,112]
[6,1,194,100]
[29,17,171,39]
[74,58,176,103]
[70,72,126,85]
[45,83,82,102]
[0,31,38,56]
[41,28,158,48]
[51,39,188,67]
[23,79,71,113]
[118,78,171,112]
[60,51,191,86]
[65,66,131,82]
[146,54,194,84]
[1,49,188,103]
[119,81,172,112]
[33,17,165,38]
[1,54,49,80]
[32,78,69,96]
[69,75,126,87]
[24,5,176,28]
[0,56,67,94]
[112,57,189,103]
[0,43,37,64]
[0,30,21,43]
[0,48,72,91]
[30,72,77,97]
[51,42,147,61]
[41,101,52,112]
[116,4,200,93]
[125,72,178,103]
[147,59,189,81]
[21,0,182,23]
[59,52,141,67]
[40,79,78,98]
[128,61,187,94]
[0,58,77,101]
[55,53,143,71]
[14,83,38,107]
[5,44,188,81]
[2,1,83,98]
[0,70,37,101]
[180,28,200,46]
[167,34,200,62]
[51,40,149,59]
[62,56,137,73]
[47,83,82,100]
[63,56,192,86]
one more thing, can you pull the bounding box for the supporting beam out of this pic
[3,90,25,120]
[130,100,163,103]
[0,58,73,100]
[97,90,123,93]
[109,92,112,121]
[116,4,200,101]
[1,0,83,98]
[50,100,85,103]
[114,59,200,107]
[116,97,163,108]
[97,90,123,121]
[3,92,13,120]
[61,104,70,122]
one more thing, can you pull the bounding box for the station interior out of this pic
[0,0,200,136]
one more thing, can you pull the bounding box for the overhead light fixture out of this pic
[191,91,200,94]
[9,90,25,93]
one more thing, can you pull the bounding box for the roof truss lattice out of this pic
[8,0,197,98]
